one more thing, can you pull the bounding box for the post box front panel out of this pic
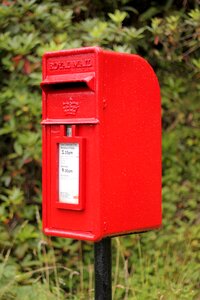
[42,48,103,240]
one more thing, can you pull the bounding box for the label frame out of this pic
[54,136,85,211]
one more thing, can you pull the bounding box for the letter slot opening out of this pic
[41,74,95,91]
[43,81,90,92]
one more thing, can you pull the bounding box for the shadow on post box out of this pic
[41,46,162,241]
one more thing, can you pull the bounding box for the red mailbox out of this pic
[41,46,161,241]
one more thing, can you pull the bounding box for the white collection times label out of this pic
[59,143,79,204]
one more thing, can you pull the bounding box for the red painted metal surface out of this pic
[41,46,162,241]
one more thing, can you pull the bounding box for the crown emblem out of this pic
[63,99,79,116]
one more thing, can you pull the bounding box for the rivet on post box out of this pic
[41,47,162,241]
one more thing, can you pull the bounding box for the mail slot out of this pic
[41,46,162,241]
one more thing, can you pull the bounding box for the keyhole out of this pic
[66,125,72,137]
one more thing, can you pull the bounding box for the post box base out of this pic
[43,224,161,242]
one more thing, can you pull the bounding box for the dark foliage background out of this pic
[0,0,200,299]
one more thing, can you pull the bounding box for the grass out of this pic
[0,225,199,300]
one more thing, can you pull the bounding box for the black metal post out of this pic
[94,237,112,300]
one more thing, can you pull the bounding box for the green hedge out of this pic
[0,1,200,299]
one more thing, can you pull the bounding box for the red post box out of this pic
[41,47,161,241]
